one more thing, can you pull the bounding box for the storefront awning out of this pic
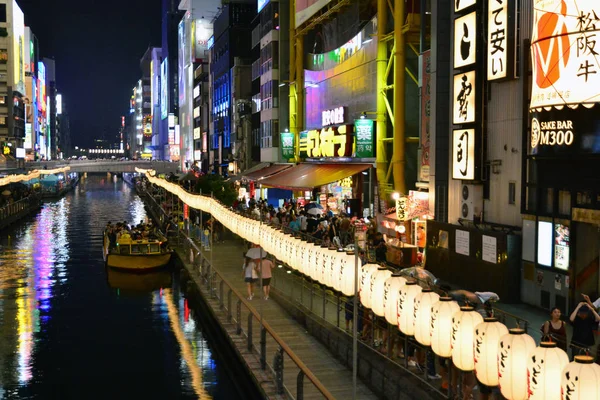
[242,163,293,181]
[258,163,372,191]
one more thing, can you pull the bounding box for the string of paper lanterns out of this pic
[139,168,600,400]
[0,166,71,187]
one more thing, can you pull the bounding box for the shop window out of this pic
[0,5,6,23]
[508,182,516,205]
[558,190,571,216]
[540,188,553,214]
[525,186,537,212]
[522,219,535,262]
[576,191,592,206]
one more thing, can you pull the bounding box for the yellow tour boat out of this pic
[103,232,173,271]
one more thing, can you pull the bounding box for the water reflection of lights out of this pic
[129,197,147,226]
[163,289,213,400]
[11,198,71,383]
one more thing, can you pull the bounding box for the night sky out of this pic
[18,0,162,148]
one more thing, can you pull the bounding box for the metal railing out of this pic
[0,194,41,222]
[141,186,335,400]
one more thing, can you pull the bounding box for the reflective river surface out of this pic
[0,175,245,399]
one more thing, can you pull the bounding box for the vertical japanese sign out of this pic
[280,131,295,160]
[354,118,375,158]
[452,129,475,180]
[453,71,476,124]
[454,11,477,68]
[396,196,408,221]
[420,50,431,182]
[487,0,512,80]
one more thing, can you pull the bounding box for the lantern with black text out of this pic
[339,251,357,296]
[431,297,460,358]
[397,280,422,336]
[527,342,568,400]
[451,306,483,371]
[497,328,536,400]
[370,267,392,317]
[561,355,600,400]
[360,263,379,309]
[473,317,508,387]
[414,289,440,346]
[383,273,407,326]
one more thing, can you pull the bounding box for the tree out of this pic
[193,174,237,207]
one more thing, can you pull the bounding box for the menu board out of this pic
[456,230,470,256]
[482,235,497,264]
[554,224,570,270]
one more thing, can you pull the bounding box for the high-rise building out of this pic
[149,47,163,160]
[252,0,289,164]
[140,48,153,159]
[23,26,39,161]
[210,2,255,175]
[0,0,26,166]
[42,57,57,160]
[158,0,185,162]
[177,0,218,170]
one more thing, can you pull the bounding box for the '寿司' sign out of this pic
[530,0,600,110]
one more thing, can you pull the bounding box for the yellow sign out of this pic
[396,196,408,221]
[299,125,353,158]
[3,146,10,155]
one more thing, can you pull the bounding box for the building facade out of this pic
[210,2,255,176]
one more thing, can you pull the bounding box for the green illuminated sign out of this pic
[280,131,295,160]
[354,119,374,158]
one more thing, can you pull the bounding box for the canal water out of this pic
[0,175,247,399]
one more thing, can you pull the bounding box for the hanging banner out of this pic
[354,118,375,158]
[280,131,295,160]
[420,50,431,182]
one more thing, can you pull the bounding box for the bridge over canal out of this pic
[26,160,179,174]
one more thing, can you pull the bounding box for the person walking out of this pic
[256,257,274,300]
[243,256,258,300]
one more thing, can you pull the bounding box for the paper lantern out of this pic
[497,328,536,400]
[359,263,379,309]
[397,280,422,336]
[339,251,357,296]
[561,355,600,400]
[383,273,407,326]
[313,245,324,283]
[431,297,460,358]
[370,267,392,317]
[451,306,484,371]
[414,289,440,346]
[473,317,508,386]
[527,342,568,400]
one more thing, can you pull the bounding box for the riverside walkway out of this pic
[180,237,383,399]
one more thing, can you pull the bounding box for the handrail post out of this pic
[297,371,305,400]
[219,279,224,304]
[322,286,326,320]
[247,314,253,352]
[260,326,267,370]
[227,289,232,321]
[274,346,284,394]
[236,300,242,334]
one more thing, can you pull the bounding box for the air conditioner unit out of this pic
[460,184,483,220]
